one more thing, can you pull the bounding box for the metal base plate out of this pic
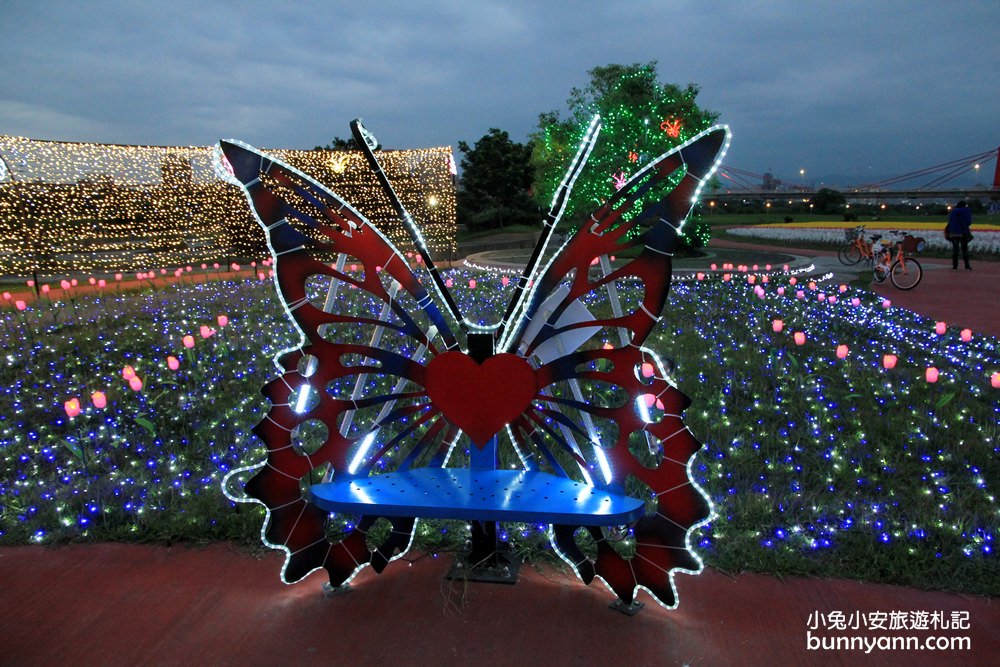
[609,599,645,616]
[445,550,522,585]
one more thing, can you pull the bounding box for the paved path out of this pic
[1,543,996,667]
[708,237,1000,338]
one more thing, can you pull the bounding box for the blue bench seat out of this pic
[308,468,645,525]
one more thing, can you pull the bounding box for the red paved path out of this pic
[1,543,996,667]
[709,237,1000,338]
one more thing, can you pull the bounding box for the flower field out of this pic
[1,264,998,594]
[727,220,1000,254]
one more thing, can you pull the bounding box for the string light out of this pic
[0,136,457,275]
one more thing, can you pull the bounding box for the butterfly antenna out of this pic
[495,114,601,346]
[350,118,468,333]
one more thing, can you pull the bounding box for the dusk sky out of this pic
[1,0,997,186]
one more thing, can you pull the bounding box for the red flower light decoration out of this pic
[660,118,682,138]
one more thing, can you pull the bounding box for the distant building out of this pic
[762,172,777,192]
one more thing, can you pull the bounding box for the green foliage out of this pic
[313,136,367,151]
[457,129,538,231]
[679,210,711,250]
[813,187,847,213]
[531,62,720,229]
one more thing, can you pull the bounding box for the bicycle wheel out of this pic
[890,257,922,290]
[838,243,862,265]
[872,261,889,283]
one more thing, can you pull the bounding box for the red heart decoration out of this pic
[424,351,537,448]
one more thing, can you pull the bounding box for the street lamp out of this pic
[974,163,980,184]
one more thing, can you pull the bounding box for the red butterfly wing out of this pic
[221,140,463,584]
[501,125,729,606]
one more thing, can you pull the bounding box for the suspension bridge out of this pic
[711,146,999,202]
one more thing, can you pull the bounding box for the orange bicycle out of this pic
[837,225,869,265]
[870,230,925,290]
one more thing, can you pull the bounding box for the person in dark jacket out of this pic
[947,200,973,270]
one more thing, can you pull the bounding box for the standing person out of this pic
[947,200,973,270]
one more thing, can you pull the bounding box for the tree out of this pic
[813,188,846,213]
[457,128,537,230]
[531,62,719,247]
[313,136,381,151]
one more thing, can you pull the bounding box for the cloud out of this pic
[0,0,997,182]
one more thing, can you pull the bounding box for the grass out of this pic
[0,266,997,596]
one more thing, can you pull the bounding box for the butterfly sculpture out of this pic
[220,116,729,609]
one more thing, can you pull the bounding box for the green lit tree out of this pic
[531,62,719,246]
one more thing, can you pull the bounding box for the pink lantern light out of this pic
[960,329,972,342]
[183,335,195,349]
[129,376,143,391]
[992,372,1000,389]
[217,315,229,328]
[772,319,784,333]
[167,356,180,371]
[122,365,136,381]
[200,325,216,339]
[882,354,898,369]
[777,287,785,296]
[793,331,806,345]
[925,367,939,383]
[64,398,82,418]
[91,391,107,409]
[640,362,655,378]
[15,300,26,311]
[882,299,891,309]
[468,279,477,289]
[836,344,849,359]
[501,276,510,287]
[934,322,947,335]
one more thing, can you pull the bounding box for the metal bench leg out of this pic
[447,520,521,584]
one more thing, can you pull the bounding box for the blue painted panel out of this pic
[308,469,645,525]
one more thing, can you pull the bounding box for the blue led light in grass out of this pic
[0,264,997,590]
